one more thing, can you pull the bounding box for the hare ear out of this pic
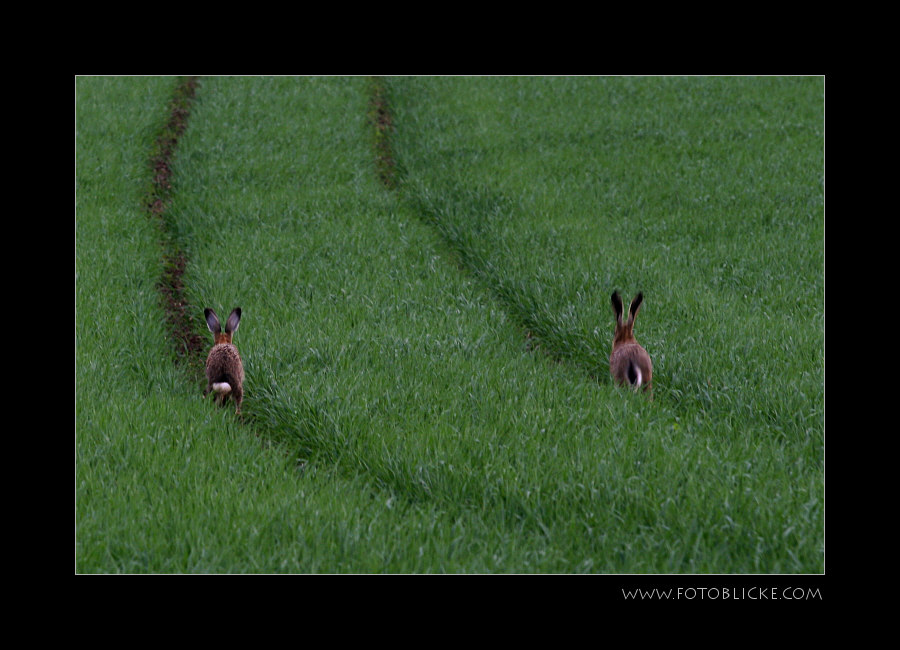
[628,292,644,324]
[225,308,242,334]
[611,291,624,324]
[205,308,221,334]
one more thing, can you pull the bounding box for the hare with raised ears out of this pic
[610,291,652,395]
[203,307,244,416]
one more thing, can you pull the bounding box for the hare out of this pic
[203,307,244,416]
[610,291,652,395]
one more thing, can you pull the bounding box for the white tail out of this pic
[627,360,642,387]
[212,382,232,395]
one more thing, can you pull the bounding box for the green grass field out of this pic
[75,76,824,573]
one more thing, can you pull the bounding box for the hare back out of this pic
[610,342,652,386]
[206,343,244,384]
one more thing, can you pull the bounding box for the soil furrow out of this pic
[146,76,205,371]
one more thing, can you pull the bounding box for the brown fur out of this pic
[610,291,652,395]
[203,307,244,415]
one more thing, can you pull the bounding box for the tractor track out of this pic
[146,76,205,372]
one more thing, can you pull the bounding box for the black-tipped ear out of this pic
[225,308,242,334]
[205,308,221,334]
[611,291,623,323]
[629,292,644,322]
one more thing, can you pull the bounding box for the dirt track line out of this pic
[146,76,205,371]
[365,77,605,381]
[368,77,397,191]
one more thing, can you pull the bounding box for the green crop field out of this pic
[75,76,824,574]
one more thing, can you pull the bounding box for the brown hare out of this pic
[203,307,244,416]
[610,291,652,395]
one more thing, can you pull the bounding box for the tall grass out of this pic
[76,76,823,573]
[390,76,823,420]
[75,77,437,573]
[388,75,824,571]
